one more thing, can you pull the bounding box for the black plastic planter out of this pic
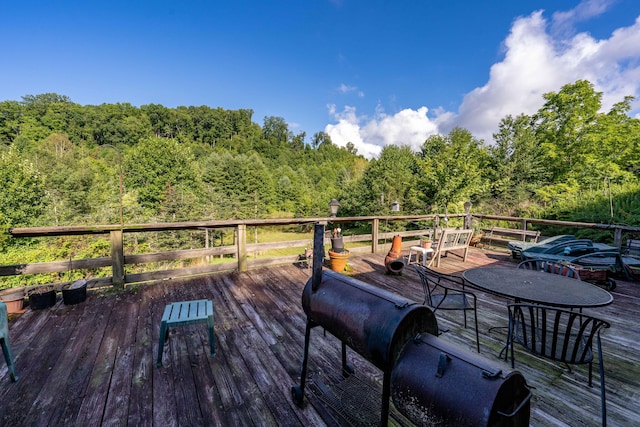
[28,287,57,310]
[62,280,87,305]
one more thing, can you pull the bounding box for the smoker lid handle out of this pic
[496,388,533,418]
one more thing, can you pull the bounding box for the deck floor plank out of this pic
[126,282,162,427]
[42,297,110,426]
[151,282,180,427]
[19,300,88,426]
[73,293,128,426]
[1,246,639,426]
[102,294,141,426]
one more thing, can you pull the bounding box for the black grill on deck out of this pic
[292,223,530,426]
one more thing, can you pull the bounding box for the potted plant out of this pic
[328,228,349,272]
[28,286,57,310]
[330,227,345,253]
[0,290,26,314]
[420,235,433,249]
[470,226,484,247]
[62,279,87,305]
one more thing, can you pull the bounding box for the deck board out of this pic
[1,246,639,426]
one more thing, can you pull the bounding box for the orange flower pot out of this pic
[328,249,350,272]
[1,292,25,314]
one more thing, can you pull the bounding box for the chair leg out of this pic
[473,311,480,353]
[508,322,515,367]
[1,338,18,382]
[598,336,607,427]
[207,315,216,358]
[156,321,168,367]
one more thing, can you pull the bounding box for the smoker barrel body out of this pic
[302,269,438,371]
[391,333,531,427]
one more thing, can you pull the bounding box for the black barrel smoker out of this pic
[291,223,439,425]
[391,333,531,426]
[291,223,531,426]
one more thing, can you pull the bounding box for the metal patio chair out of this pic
[507,303,610,426]
[414,265,480,352]
[517,258,581,279]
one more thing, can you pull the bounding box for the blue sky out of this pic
[2,0,639,157]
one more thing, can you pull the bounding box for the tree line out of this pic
[1,79,639,251]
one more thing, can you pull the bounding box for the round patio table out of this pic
[463,267,613,308]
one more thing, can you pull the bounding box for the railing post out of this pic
[312,222,326,291]
[237,224,247,272]
[372,218,379,254]
[521,219,528,241]
[110,229,124,288]
[614,227,622,249]
[464,203,473,230]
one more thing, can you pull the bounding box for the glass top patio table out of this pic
[463,267,614,308]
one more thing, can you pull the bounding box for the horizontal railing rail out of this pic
[2,213,638,294]
[471,214,640,248]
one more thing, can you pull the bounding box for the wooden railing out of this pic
[471,214,640,248]
[2,213,639,293]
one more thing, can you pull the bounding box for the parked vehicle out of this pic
[507,234,577,259]
[519,238,618,260]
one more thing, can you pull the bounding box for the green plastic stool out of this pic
[156,300,215,367]
[0,302,18,382]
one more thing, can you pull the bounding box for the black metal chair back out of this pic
[414,265,480,352]
[508,303,610,426]
[517,259,581,279]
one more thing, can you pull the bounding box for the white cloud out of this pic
[446,7,640,143]
[325,1,640,152]
[551,0,613,38]
[338,83,357,94]
[337,83,365,98]
[325,104,442,158]
[444,10,567,142]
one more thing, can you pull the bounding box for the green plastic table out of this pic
[156,299,215,367]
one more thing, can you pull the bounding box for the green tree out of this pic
[311,131,332,149]
[347,145,421,215]
[489,114,549,203]
[201,152,276,219]
[0,100,22,145]
[418,128,487,210]
[0,148,46,228]
[124,137,199,210]
[533,80,602,183]
[587,96,640,180]
[89,103,152,146]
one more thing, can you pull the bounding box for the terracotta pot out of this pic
[328,249,350,272]
[1,292,25,314]
[385,235,405,274]
[470,234,483,247]
[420,239,433,249]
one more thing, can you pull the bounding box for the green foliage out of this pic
[1,83,640,289]
[489,114,549,203]
[124,137,199,209]
[346,145,421,215]
[201,151,276,219]
[0,149,46,227]
[419,128,488,209]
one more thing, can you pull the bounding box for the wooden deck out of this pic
[1,246,639,426]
